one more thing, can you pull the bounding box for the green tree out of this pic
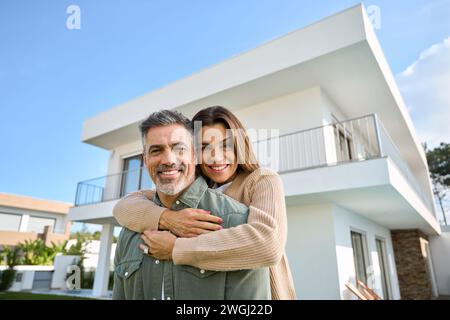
[70,229,118,243]
[425,142,450,225]
[70,229,101,241]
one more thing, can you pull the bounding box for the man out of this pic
[112,110,270,300]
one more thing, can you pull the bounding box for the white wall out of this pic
[235,86,323,135]
[320,88,349,126]
[285,203,341,299]
[332,205,401,300]
[285,202,402,300]
[430,226,450,296]
[236,87,328,171]
[108,140,143,175]
[9,270,35,291]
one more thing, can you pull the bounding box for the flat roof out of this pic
[0,193,72,215]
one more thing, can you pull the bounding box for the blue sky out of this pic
[1,1,449,231]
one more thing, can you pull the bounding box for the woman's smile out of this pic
[205,164,230,173]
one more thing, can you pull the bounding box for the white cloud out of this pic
[396,37,450,148]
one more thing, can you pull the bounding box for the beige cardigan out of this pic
[113,168,297,300]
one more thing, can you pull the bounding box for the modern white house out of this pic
[0,193,72,247]
[0,193,72,292]
[68,4,448,299]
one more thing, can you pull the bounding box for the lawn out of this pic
[0,292,97,300]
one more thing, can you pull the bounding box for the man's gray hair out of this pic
[139,110,194,146]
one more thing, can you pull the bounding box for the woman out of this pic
[113,106,296,300]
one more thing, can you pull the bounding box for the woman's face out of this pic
[200,123,238,184]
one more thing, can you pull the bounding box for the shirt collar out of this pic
[152,176,208,209]
[213,181,233,193]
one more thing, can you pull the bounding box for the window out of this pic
[334,125,353,161]
[120,155,153,196]
[0,212,22,231]
[332,114,353,162]
[351,231,369,284]
[27,216,55,233]
[376,238,391,299]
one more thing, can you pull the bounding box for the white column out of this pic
[93,224,114,297]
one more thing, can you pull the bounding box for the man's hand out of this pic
[159,208,223,238]
[140,230,176,260]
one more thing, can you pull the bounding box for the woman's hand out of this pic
[159,208,223,238]
[140,230,176,260]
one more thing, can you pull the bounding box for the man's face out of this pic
[143,124,196,196]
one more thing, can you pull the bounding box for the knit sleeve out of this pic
[172,170,287,271]
[112,190,167,233]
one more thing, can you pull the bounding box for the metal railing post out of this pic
[74,183,80,206]
[373,113,383,157]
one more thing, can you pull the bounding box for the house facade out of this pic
[0,193,72,247]
[68,5,444,299]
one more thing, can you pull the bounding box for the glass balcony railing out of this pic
[252,114,381,173]
[75,167,154,206]
[74,114,434,216]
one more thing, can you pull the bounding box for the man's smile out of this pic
[157,166,185,180]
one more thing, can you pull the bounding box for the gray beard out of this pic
[155,172,195,196]
[156,180,188,196]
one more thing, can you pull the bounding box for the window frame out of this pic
[0,211,22,232]
[26,215,56,234]
[375,236,392,300]
[350,229,370,285]
[120,153,153,197]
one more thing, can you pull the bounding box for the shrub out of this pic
[0,247,21,291]
[0,269,16,291]
[18,239,65,266]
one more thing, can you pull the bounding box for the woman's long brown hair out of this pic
[192,106,260,174]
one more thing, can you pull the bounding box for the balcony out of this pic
[74,166,154,207]
[73,114,435,218]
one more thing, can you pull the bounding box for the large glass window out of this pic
[27,216,56,233]
[351,231,368,284]
[376,238,391,299]
[120,155,153,196]
[0,212,22,231]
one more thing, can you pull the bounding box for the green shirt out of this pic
[112,176,271,300]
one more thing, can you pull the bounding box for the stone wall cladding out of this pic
[391,229,432,300]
